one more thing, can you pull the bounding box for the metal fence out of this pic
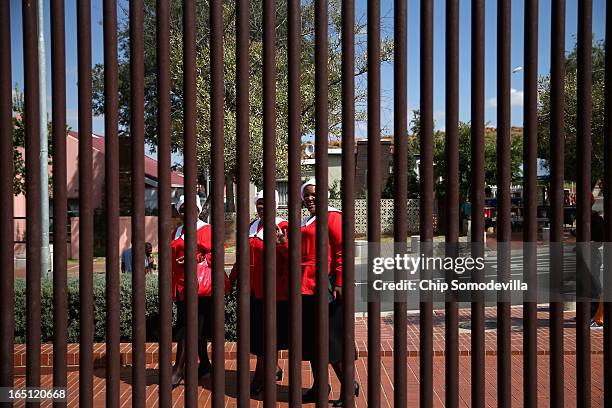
[0,1,611,407]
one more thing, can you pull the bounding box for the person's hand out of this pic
[332,285,343,300]
[176,256,185,264]
[276,227,288,244]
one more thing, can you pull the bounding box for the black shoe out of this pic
[276,367,283,382]
[331,382,360,407]
[302,384,330,403]
[171,372,184,389]
[250,378,264,397]
[198,362,212,378]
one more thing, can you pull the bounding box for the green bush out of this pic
[13,273,238,343]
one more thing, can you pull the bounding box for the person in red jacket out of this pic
[230,190,290,396]
[300,178,358,406]
[170,194,215,387]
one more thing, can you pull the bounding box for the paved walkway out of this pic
[11,306,607,407]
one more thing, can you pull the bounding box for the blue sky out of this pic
[9,0,608,141]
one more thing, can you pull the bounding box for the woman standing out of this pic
[230,190,290,396]
[170,195,214,387]
[300,178,358,406]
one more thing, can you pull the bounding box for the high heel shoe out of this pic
[171,372,184,389]
[198,362,212,378]
[331,382,360,407]
[302,384,331,403]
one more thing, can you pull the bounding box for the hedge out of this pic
[13,273,238,343]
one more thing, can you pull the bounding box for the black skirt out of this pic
[174,296,214,342]
[301,295,347,363]
[250,298,290,356]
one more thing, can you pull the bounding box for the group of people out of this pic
[169,178,358,406]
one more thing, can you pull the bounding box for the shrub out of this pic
[13,273,238,343]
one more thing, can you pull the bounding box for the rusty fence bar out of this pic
[262,0,277,404]
[51,1,68,405]
[235,0,251,403]
[103,0,120,406]
[314,0,330,405]
[393,0,407,405]
[182,0,199,405]
[549,0,566,406]
[130,0,146,405]
[419,1,434,408]
[341,0,356,403]
[444,1,459,407]
[523,1,539,407]
[605,0,612,403]
[496,1,511,406]
[470,1,486,407]
[367,0,381,406]
[287,0,302,403]
[0,0,13,400]
[577,1,593,406]
[210,0,226,405]
[156,0,173,406]
[23,0,43,402]
[77,0,94,405]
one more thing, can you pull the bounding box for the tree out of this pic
[537,40,606,187]
[91,0,393,189]
[395,110,523,202]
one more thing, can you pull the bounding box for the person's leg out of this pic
[172,339,185,385]
[198,339,212,377]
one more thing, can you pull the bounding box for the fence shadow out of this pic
[93,367,309,402]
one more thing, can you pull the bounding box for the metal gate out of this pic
[0,0,610,407]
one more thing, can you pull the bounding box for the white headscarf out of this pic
[300,177,330,200]
[253,189,280,210]
[174,194,203,215]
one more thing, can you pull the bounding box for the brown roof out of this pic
[67,130,184,186]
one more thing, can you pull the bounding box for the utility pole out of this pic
[38,0,51,278]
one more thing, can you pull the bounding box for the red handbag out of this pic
[196,256,231,297]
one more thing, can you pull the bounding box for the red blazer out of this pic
[300,208,342,295]
[230,218,289,301]
[171,221,212,301]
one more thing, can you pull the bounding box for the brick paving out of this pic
[11,354,605,407]
[11,305,607,406]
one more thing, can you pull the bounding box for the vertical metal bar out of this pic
[129,0,146,405]
[315,0,330,405]
[341,0,356,405]
[523,1,538,407]
[470,1,485,407]
[287,0,302,403]
[549,1,566,406]
[24,0,43,404]
[496,1,511,407]
[210,0,226,405]
[419,1,434,408]
[604,0,612,404]
[444,2,459,407]
[156,0,173,406]
[235,0,251,403]
[393,0,408,403]
[77,0,94,404]
[51,1,68,405]
[576,1,593,406]
[367,0,381,405]
[0,0,14,399]
[262,0,277,404]
[103,1,120,406]
[182,0,198,405]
